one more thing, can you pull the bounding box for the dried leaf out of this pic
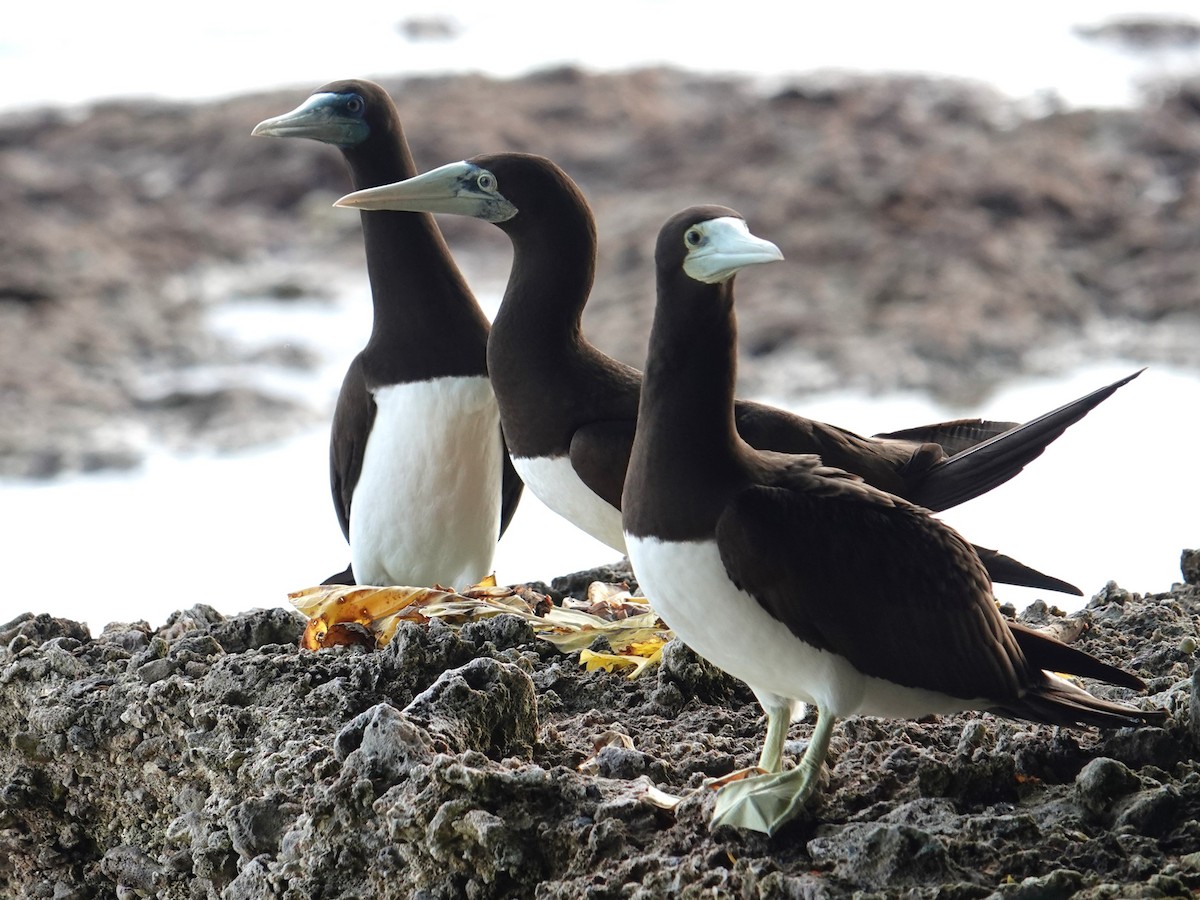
[626,637,668,658]
[591,730,636,754]
[318,622,376,649]
[579,649,636,674]
[289,578,670,677]
[704,767,769,789]
[561,583,653,620]
[578,643,663,680]
[291,584,466,650]
[289,584,457,621]
[639,782,685,811]
[587,581,633,605]
[578,730,636,775]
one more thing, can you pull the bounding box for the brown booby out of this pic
[334,153,1139,594]
[622,206,1164,834]
[252,81,522,587]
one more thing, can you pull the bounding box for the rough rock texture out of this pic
[4,67,1200,476]
[2,561,1197,899]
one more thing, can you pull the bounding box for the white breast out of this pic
[625,534,983,719]
[512,454,627,553]
[350,376,503,589]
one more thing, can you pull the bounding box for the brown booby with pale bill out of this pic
[622,206,1165,834]
[334,153,1139,595]
[252,81,522,588]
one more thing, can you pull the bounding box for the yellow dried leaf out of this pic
[289,577,673,666]
[579,649,633,674]
[626,637,667,658]
[288,584,457,622]
[578,646,662,680]
[291,584,469,650]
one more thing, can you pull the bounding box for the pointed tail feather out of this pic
[991,618,1165,728]
[993,673,1165,729]
[907,369,1144,512]
[974,545,1082,596]
[1008,620,1145,690]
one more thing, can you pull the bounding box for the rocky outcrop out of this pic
[1,560,1197,898]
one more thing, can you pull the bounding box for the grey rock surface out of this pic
[1,559,1198,899]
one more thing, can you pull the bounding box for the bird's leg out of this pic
[711,708,836,835]
[757,700,793,774]
[705,697,796,789]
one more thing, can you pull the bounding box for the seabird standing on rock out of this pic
[334,152,1138,594]
[252,81,522,587]
[622,205,1165,835]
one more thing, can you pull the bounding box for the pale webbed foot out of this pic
[710,762,822,835]
[710,707,836,835]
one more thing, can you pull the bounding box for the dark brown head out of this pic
[251,78,400,151]
[333,152,594,239]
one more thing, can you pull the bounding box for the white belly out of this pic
[625,534,983,719]
[512,454,626,553]
[350,376,502,589]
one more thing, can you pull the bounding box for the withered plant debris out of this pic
[289,577,670,678]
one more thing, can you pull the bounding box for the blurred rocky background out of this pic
[3,63,1199,479]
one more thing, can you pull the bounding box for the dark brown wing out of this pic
[329,357,376,541]
[714,473,1028,704]
[569,420,636,510]
[733,399,939,498]
[875,419,1019,457]
[498,433,524,539]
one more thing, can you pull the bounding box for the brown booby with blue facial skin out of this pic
[334,153,1139,594]
[622,206,1164,835]
[252,81,522,587]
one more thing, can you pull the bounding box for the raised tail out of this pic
[895,369,1144,512]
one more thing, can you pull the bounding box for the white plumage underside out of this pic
[350,376,502,589]
[625,534,988,719]
[512,454,627,553]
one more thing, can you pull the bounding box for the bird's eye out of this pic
[477,172,497,192]
[685,228,703,248]
[345,95,365,115]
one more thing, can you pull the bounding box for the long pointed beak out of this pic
[334,161,518,222]
[684,218,784,284]
[251,93,367,146]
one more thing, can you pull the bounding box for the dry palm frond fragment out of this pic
[288,579,670,678]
